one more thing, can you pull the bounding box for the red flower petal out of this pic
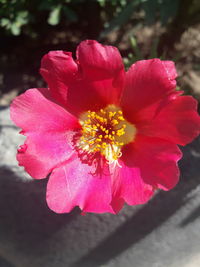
[128,91,182,125]
[140,95,200,145]
[40,51,78,107]
[66,76,121,117]
[122,135,182,190]
[40,40,125,116]
[111,161,154,207]
[46,156,114,214]
[10,88,79,179]
[66,40,125,116]
[77,40,124,86]
[121,59,177,123]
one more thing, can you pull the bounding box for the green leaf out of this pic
[16,10,29,25]
[143,0,158,25]
[10,23,20,35]
[62,6,78,22]
[160,0,180,25]
[149,37,159,59]
[97,0,106,7]
[48,5,61,26]
[100,0,141,38]
[130,36,142,60]
[0,18,10,27]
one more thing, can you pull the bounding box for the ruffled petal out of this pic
[129,91,182,125]
[66,40,125,116]
[40,51,78,106]
[139,95,200,146]
[122,135,182,191]
[46,156,114,214]
[10,88,79,179]
[121,59,177,123]
[77,39,124,86]
[40,40,125,116]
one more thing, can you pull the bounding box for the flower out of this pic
[10,40,200,214]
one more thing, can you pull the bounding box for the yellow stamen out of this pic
[78,105,137,165]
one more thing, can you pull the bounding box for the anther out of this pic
[79,105,136,166]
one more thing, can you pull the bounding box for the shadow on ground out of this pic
[0,167,79,253]
[0,137,199,267]
[72,137,200,267]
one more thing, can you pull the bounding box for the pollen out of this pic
[78,105,137,165]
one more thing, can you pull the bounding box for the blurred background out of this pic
[1,0,200,105]
[1,1,200,267]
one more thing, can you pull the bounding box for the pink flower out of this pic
[10,40,200,214]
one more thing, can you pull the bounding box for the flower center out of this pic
[78,105,136,165]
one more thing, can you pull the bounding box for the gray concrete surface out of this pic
[0,106,200,267]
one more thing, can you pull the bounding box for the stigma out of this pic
[78,105,136,166]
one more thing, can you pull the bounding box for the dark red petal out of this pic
[65,40,125,115]
[40,51,78,106]
[10,88,79,179]
[140,95,200,146]
[40,41,125,116]
[46,156,114,214]
[110,161,154,207]
[77,40,124,84]
[66,77,122,117]
[110,197,125,214]
[129,91,182,125]
[122,135,182,190]
[121,59,177,123]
